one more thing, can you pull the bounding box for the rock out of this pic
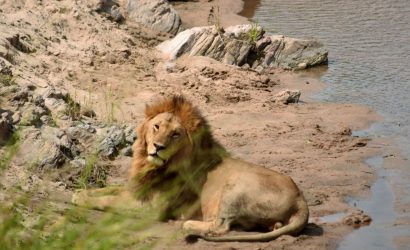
[123,125,137,144]
[157,26,253,65]
[16,126,80,169]
[0,58,13,76]
[343,210,372,228]
[126,0,181,35]
[20,103,43,126]
[272,89,301,104]
[5,32,35,54]
[97,126,126,158]
[42,86,68,100]
[0,110,13,145]
[261,35,328,69]
[66,124,96,149]
[157,25,328,70]
[121,145,133,157]
[70,158,86,168]
[95,0,124,23]
[11,111,21,124]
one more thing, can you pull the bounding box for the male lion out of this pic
[72,95,309,242]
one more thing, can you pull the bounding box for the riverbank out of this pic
[0,0,384,249]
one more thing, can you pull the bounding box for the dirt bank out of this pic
[0,0,383,249]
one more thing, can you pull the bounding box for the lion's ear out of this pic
[144,104,153,119]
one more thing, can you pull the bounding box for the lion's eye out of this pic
[172,132,180,138]
[154,124,159,131]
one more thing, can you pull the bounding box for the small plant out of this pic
[208,6,223,33]
[75,153,108,189]
[103,84,118,124]
[0,73,16,86]
[63,94,81,120]
[81,89,96,118]
[248,21,262,43]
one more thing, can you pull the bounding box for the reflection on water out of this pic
[238,0,261,18]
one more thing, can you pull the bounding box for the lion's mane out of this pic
[129,96,227,220]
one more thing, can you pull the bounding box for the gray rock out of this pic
[70,158,86,168]
[126,0,181,35]
[66,124,96,149]
[97,126,126,158]
[260,35,328,70]
[0,58,13,76]
[157,25,328,70]
[16,126,80,169]
[123,125,137,144]
[158,25,254,66]
[121,145,133,157]
[272,89,301,104]
[95,0,124,23]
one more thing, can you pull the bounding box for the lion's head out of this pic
[130,95,226,183]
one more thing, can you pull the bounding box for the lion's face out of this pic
[144,112,189,166]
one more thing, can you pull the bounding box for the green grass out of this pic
[247,21,262,43]
[75,153,108,189]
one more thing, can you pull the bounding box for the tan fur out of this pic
[72,95,309,242]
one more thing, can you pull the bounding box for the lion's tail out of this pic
[187,197,309,243]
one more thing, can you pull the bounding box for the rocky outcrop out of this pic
[157,24,328,70]
[126,0,181,35]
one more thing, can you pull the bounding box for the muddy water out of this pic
[242,0,410,248]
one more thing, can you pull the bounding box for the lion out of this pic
[72,95,309,242]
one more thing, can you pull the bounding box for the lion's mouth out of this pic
[147,153,167,166]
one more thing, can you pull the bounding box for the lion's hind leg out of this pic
[183,218,231,235]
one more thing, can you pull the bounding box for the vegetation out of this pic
[63,94,81,121]
[208,5,223,33]
[75,153,108,189]
[247,21,262,43]
[0,73,16,87]
[0,129,20,170]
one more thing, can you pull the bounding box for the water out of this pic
[340,156,397,250]
[249,0,410,156]
[244,0,410,248]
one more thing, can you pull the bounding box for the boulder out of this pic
[260,35,328,69]
[157,24,328,70]
[272,89,301,104]
[15,126,80,169]
[126,0,181,35]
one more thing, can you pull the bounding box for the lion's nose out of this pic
[154,143,166,151]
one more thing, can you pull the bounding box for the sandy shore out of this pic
[0,0,388,249]
[172,0,251,28]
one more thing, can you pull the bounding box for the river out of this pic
[241,0,410,249]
